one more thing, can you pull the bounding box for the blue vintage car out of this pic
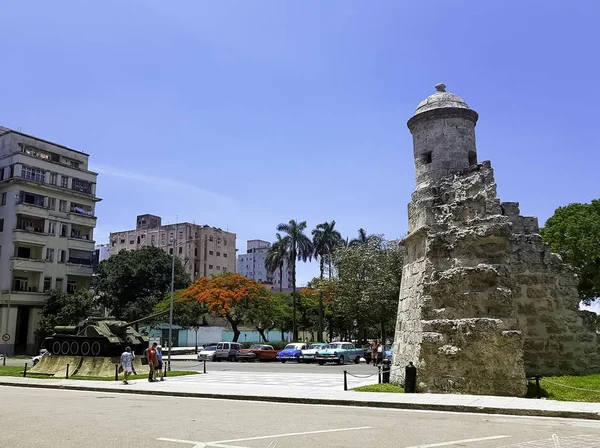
[276,343,309,363]
[315,342,364,365]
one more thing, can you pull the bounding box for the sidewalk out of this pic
[1,373,599,421]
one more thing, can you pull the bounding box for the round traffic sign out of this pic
[1,333,9,342]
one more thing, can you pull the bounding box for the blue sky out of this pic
[1,1,598,309]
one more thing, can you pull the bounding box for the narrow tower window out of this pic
[421,152,432,164]
[469,151,477,165]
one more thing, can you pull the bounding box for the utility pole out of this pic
[167,218,177,371]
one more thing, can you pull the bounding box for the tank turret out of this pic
[43,309,169,357]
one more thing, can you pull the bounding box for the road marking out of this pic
[207,426,373,444]
[156,437,247,448]
[404,435,510,448]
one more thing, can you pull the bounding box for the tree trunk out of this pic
[280,329,285,341]
[318,258,324,342]
[279,261,283,292]
[226,315,241,342]
[257,327,268,342]
[292,250,298,341]
[328,317,334,343]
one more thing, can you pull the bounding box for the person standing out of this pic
[120,347,134,385]
[156,345,164,382]
[145,342,158,382]
[371,340,379,367]
[377,342,384,365]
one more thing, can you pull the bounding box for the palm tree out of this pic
[277,220,313,341]
[349,228,372,247]
[312,221,343,341]
[266,234,287,292]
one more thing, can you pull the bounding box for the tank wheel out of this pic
[81,342,91,356]
[70,341,79,356]
[61,341,70,355]
[91,341,101,356]
[52,341,61,355]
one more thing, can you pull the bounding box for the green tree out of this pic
[276,219,313,341]
[271,292,293,341]
[35,290,94,345]
[266,233,288,292]
[94,246,191,321]
[349,228,374,247]
[540,200,600,304]
[311,220,343,340]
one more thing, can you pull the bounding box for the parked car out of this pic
[214,342,243,362]
[238,344,280,362]
[32,349,50,366]
[197,345,217,362]
[276,343,309,363]
[299,343,328,363]
[315,342,364,365]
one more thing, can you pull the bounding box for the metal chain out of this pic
[541,378,600,393]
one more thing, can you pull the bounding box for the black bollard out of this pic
[382,359,391,384]
[164,361,168,378]
[343,370,348,391]
[378,365,382,384]
[405,362,417,393]
[23,362,28,378]
[2,355,5,367]
[535,376,541,399]
[203,360,206,374]
[66,364,69,379]
[115,364,119,381]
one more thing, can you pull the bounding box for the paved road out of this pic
[2,387,600,448]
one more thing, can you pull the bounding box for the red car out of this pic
[238,344,281,362]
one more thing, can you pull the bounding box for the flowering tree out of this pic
[182,272,270,342]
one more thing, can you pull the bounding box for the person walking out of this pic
[120,347,134,385]
[371,340,379,367]
[156,345,164,382]
[377,342,384,365]
[145,342,158,382]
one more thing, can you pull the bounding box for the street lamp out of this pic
[2,260,29,354]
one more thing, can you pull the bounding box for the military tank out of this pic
[42,310,169,357]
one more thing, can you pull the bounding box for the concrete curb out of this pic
[1,381,599,421]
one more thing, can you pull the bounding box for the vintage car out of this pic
[238,344,280,362]
[276,342,309,363]
[299,342,328,363]
[315,342,364,365]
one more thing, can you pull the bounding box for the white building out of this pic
[237,239,292,290]
[0,126,100,355]
[93,243,109,264]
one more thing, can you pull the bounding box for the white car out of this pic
[197,345,217,361]
[32,349,50,366]
[299,343,328,363]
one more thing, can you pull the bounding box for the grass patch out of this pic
[527,374,600,402]
[0,366,198,381]
[353,383,405,393]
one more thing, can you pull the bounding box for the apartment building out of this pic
[109,214,236,282]
[0,126,100,355]
[237,239,293,290]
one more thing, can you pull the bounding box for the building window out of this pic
[61,176,69,188]
[209,250,214,255]
[49,173,57,185]
[67,281,77,294]
[55,278,64,292]
[48,197,56,210]
[13,277,28,292]
[421,152,432,164]
[223,253,228,258]
[217,252,220,256]
[45,248,54,262]
[58,250,66,263]
[22,166,45,182]
[151,235,156,245]
[129,240,134,245]
[72,178,92,194]
[223,238,227,246]
[141,234,145,239]
[59,200,67,212]
[0,219,3,232]
[209,264,213,269]
[61,224,68,237]
[178,247,182,254]
[48,222,56,235]
[169,248,173,255]
[120,238,125,244]
[43,277,52,291]
[194,248,198,256]
[209,236,213,242]
[0,192,5,206]
[223,267,227,273]
[216,266,221,271]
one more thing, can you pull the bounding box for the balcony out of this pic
[66,262,94,276]
[9,257,46,272]
[71,178,93,195]
[13,229,47,246]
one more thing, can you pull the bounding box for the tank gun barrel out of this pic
[53,325,78,334]
[124,309,169,327]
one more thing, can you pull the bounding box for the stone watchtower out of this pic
[408,83,479,191]
[392,84,600,397]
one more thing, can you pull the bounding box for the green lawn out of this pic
[527,374,600,402]
[353,383,405,393]
[0,366,198,381]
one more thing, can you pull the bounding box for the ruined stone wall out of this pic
[392,161,600,395]
[502,203,600,376]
